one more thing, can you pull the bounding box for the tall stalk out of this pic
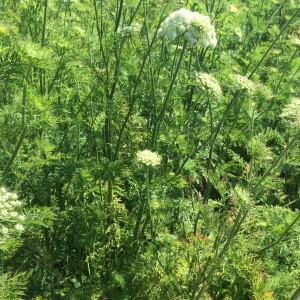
[151,41,187,149]
[191,133,299,299]
[114,4,169,159]
[248,6,300,79]
[40,0,48,96]
[183,5,300,205]
[3,78,28,176]
[93,0,125,203]
[134,168,152,243]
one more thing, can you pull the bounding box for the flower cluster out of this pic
[232,74,257,95]
[0,187,25,241]
[281,97,300,127]
[137,150,161,167]
[118,23,142,36]
[195,72,222,99]
[158,8,217,48]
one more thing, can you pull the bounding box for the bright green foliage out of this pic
[0,273,28,300]
[0,0,299,299]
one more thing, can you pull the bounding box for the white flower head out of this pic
[0,187,7,194]
[1,227,9,235]
[19,215,25,221]
[158,8,217,48]
[0,187,19,201]
[10,193,18,200]
[281,97,300,127]
[0,187,24,223]
[118,23,142,36]
[1,209,9,217]
[10,212,18,218]
[137,150,161,167]
[232,74,257,95]
[15,224,24,232]
[10,200,17,206]
[196,72,222,99]
[10,200,22,207]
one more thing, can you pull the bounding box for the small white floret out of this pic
[15,224,24,232]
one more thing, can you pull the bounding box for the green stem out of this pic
[253,133,299,199]
[248,6,300,79]
[176,9,299,174]
[4,127,27,175]
[291,286,300,300]
[41,0,48,47]
[192,210,247,300]
[151,41,187,149]
[129,0,143,24]
[254,213,300,254]
[114,0,124,32]
[133,168,151,242]
[191,134,299,298]
[21,80,27,128]
[114,5,169,159]
[40,0,48,95]
[133,198,145,242]
[3,78,28,175]
[243,4,283,74]
[48,49,66,94]
[93,0,109,82]
[247,102,257,187]
[202,91,243,200]
[193,95,213,234]
[274,48,298,93]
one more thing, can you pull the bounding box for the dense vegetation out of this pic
[0,0,300,299]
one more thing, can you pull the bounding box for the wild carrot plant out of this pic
[0,0,299,299]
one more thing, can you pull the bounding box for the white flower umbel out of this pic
[158,8,217,48]
[0,187,25,241]
[118,23,142,36]
[196,72,222,99]
[281,97,300,127]
[233,74,257,95]
[137,150,161,167]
